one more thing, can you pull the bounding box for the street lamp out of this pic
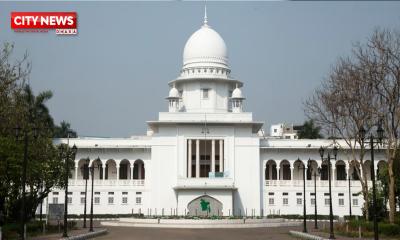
[310,161,321,229]
[14,126,39,240]
[319,145,338,239]
[298,158,307,233]
[89,157,101,232]
[359,121,384,240]
[58,143,78,238]
[348,174,352,218]
[81,158,90,228]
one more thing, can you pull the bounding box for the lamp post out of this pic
[58,142,78,238]
[359,121,384,240]
[298,158,307,233]
[81,158,89,228]
[319,145,338,239]
[89,157,100,232]
[14,126,39,240]
[348,175,352,218]
[313,164,321,229]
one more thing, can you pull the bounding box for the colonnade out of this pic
[187,139,224,178]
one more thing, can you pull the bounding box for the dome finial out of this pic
[203,2,208,26]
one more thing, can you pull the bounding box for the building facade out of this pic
[49,13,386,218]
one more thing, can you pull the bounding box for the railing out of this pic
[69,179,145,186]
[265,180,368,187]
[176,177,235,189]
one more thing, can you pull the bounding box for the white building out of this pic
[50,12,386,218]
[270,123,299,140]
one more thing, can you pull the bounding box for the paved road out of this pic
[94,225,300,240]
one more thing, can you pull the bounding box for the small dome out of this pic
[168,87,180,98]
[183,24,228,69]
[232,87,244,99]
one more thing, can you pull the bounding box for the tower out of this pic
[231,85,245,113]
[167,86,180,112]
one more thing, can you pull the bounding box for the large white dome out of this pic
[183,24,228,69]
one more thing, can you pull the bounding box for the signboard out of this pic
[48,204,64,221]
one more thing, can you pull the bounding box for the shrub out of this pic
[379,223,400,236]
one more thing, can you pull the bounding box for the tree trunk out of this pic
[388,158,396,223]
[362,182,370,220]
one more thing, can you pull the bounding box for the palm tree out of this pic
[54,121,77,138]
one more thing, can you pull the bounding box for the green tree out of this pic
[54,121,77,138]
[0,42,76,227]
[297,120,323,139]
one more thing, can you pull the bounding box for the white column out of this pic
[131,164,134,180]
[219,140,223,173]
[196,139,200,178]
[74,166,78,181]
[291,167,294,182]
[211,140,215,173]
[188,140,192,178]
[102,163,106,181]
[263,165,267,181]
[117,166,120,181]
[277,166,280,180]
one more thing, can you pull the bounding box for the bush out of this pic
[267,214,339,220]
[379,223,400,236]
[348,219,400,237]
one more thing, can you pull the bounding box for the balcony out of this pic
[265,180,368,188]
[69,179,145,186]
[175,177,236,190]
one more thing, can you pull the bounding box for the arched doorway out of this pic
[187,195,223,216]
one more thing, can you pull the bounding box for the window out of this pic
[67,192,73,195]
[297,198,302,205]
[67,197,72,204]
[108,197,114,204]
[80,197,85,204]
[94,197,100,204]
[296,192,302,196]
[80,192,85,195]
[353,199,359,206]
[108,192,114,195]
[268,198,274,205]
[339,199,344,206]
[95,192,100,195]
[53,192,59,195]
[324,193,329,196]
[325,198,330,206]
[310,193,315,196]
[136,192,142,195]
[338,193,344,196]
[285,136,290,139]
[122,197,128,204]
[311,198,316,206]
[53,197,58,204]
[283,198,289,205]
[282,192,288,196]
[136,197,142,205]
[202,89,209,99]
[268,192,274,196]
[122,192,128,195]
[274,129,277,133]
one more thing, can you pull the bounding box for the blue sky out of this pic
[1,1,400,137]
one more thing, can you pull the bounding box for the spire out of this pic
[203,2,208,26]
